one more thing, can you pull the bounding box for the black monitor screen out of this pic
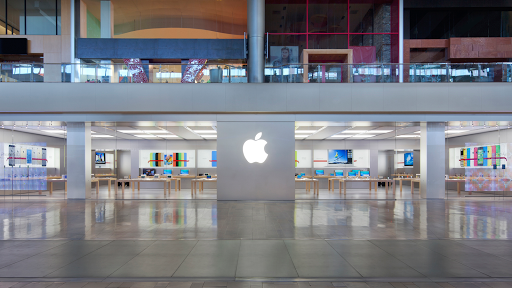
[0,38,28,55]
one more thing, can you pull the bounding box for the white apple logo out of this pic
[243,132,268,163]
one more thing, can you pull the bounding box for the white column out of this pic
[67,122,91,199]
[420,122,445,199]
[100,1,114,38]
[399,0,404,83]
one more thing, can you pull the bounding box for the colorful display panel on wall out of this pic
[139,150,195,168]
[450,144,506,168]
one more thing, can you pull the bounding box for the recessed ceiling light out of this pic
[142,130,169,134]
[159,135,179,138]
[445,130,469,134]
[295,135,309,138]
[194,130,217,133]
[295,130,317,133]
[397,135,420,138]
[135,135,158,138]
[369,130,393,133]
[352,135,376,138]
[92,135,114,138]
[201,135,217,138]
[42,130,66,133]
[341,130,368,133]
[117,130,143,133]
[330,135,352,138]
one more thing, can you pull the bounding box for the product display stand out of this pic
[295,178,319,195]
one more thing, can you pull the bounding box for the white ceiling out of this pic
[1,121,510,141]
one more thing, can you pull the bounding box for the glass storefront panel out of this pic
[446,121,511,200]
[308,34,348,49]
[308,0,347,33]
[25,0,58,35]
[266,0,307,34]
[1,122,67,200]
[349,0,394,33]
[6,0,22,35]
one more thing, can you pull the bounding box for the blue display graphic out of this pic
[404,152,414,166]
[328,150,348,164]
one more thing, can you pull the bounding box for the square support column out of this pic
[67,122,91,199]
[217,121,295,200]
[420,122,445,199]
[100,1,114,38]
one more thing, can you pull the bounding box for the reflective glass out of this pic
[25,0,58,35]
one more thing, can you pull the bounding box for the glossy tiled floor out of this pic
[1,199,512,281]
[3,281,512,288]
[2,186,506,200]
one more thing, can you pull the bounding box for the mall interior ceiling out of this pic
[1,121,510,141]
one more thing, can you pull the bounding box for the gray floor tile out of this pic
[284,240,361,278]
[328,240,425,278]
[237,240,298,278]
[173,240,240,277]
[0,241,111,277]
[110,241,197,278]
[370,241,489,278]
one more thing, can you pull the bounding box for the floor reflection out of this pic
[1,199,512,240]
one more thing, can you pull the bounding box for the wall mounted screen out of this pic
[404,152,414,166]
[328,149,353,164]
[95,152,106,164]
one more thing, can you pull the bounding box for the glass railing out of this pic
[0,63,511,83]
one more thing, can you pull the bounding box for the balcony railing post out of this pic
[30,64,34,83]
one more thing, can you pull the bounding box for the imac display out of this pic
[348,172,357,177]
[315,170,324,175]
[335,170,343,177]
[163,169,172,175]
[143,168,156,176]
[180,169,189,175]
[328,149,353,164]
[404,152,414,166]
[360,171,370,177]
[95,152,106,164]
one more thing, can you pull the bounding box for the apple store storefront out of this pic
[1,120,511,201]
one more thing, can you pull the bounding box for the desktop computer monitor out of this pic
[142,168,156,176]
[360,171,370,177]
[163,170,172,175]
[180,169,189,175]
[335,170,343,177]
[348,172,357,177]
[315,170,324,175]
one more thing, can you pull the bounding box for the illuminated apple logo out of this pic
[243,132,268,163]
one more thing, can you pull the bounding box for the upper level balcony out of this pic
[1,62,512,84]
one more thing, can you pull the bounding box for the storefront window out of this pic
[2,0,60,35]
[266,0,399,65]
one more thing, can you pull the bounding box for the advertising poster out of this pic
[8,145,15,166]
[270,46,299,66]
[27,149,32,164]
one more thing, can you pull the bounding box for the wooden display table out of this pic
[296,178,319,194]
[446,179,466,195]
[393,178,417,193]
[191,178,217,195]
[328,177,345,191]
[174,175,196,190]
[339,178,393,194]
[91,177,116,192]
[94,174,116,178]
[391,174,413,178]
[115,178,178,195]
[412,179,466,195]
[47,179,67,195]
